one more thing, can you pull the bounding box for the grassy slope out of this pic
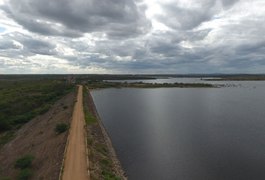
[0,80,74,146]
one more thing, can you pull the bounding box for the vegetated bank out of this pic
[203,74,265,81]
[85,80,215,89]
[0,79,76,179]
[0,79,74,133]
[83,87,126,180]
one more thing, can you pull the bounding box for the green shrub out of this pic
[36,104,51,115]
[12,113,34,124]
[0,131,14,146]
[17,168,33,180]
[0,118,11,131]
[100,159,111,166]
[0,177,11,180]
[15,155,34,169]
[84,113,97,125]
[102,170,121,180]
[55,123,69,134]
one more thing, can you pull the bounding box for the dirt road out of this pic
[62,85,89,180]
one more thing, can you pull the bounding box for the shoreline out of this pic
[86,88,127,179]
[86,81,215,89]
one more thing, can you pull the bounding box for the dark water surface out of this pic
[91,81,265,180]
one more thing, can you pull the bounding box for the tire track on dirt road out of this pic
[62,85,89,180]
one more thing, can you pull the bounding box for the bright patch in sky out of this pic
[0,26,5,32]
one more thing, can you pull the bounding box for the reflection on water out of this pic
[91,81,265,180]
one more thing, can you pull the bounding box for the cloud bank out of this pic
[0,0,265,73]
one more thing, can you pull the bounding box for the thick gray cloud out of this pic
[22,38,56,56]
[0,39,20,50]
[0,33,57,57]
[4,0,151,38]
[156,0,240,30]
[0,0,265,74]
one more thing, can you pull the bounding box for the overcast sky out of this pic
[0,0,264,74]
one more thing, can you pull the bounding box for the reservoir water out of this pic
[91,79,265,180]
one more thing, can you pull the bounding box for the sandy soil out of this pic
[0,91,76,180]
[62,85,89,180]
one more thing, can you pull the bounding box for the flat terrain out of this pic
[0,91,76,179]
[62,86,89,180]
